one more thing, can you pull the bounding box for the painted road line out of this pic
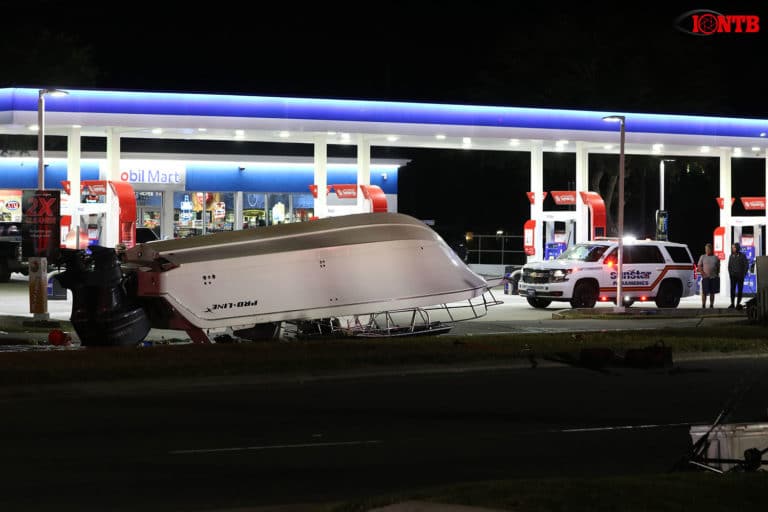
[555,422,693,433]
[170,439,382,455]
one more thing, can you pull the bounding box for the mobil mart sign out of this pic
[107,160,186,186]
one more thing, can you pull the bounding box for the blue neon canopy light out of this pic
[2,87,767,138]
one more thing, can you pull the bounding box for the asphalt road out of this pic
[0,274,760,510]
[2,356,767,511]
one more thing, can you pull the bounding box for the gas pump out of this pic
[655,210,669,241]
[544,220,573,260]
[525,190,605,262]
[60,180,137,250]
[733,226,762,296]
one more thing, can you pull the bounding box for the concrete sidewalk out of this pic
[0,276,190,346]
[0,314,190,346]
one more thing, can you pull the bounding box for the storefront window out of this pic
[292,193,314,222]
[243,192,266,228]
[267,193,290,225]
[208,192,234,233]
[135,191,163,236]
[173,191,234,237]
[0,189,23,222]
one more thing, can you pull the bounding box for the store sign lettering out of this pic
[86,184,107,195]
[120,169,184,185]
[740,197,765,210]
[551,191,577,205]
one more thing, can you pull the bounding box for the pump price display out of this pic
[21,189,61,260]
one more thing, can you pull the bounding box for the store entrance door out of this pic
[135,191,163,239]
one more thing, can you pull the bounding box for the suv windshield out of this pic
[557,244,609,262]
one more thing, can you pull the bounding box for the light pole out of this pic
[30,88,69,321]
[603,115,626,312]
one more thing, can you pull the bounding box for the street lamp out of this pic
[30,88,69,321]
[38,89,69,188]
[603,115,626,312]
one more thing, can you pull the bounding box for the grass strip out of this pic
[0,322,766,385]
[331,472,768,511]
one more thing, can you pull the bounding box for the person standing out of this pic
[728,243,749,310]
[698,243,720,308]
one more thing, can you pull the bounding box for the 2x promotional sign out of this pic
[21,189,61,260]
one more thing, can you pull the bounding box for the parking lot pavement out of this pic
[0,274,189,346]
[0,275,747,348]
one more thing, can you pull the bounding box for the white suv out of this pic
[518,239,696,309]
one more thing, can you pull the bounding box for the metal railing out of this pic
[465,234,525,265]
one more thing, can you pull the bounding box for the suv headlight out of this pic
[550,269,572,282]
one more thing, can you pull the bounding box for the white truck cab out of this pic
[518,239,696,309]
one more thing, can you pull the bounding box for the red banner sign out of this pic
[740,197,766,210]
[22,189,61,260]
[331,184,358,199]
[550,191,577,205]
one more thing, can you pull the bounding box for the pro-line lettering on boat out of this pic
[211,300,259,310]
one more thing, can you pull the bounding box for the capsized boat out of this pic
[56,212,493,346]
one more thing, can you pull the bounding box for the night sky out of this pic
[2,1,768,259]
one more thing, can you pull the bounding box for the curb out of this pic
[552,308,747,320]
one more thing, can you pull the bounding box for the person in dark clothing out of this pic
[728,243,749,310]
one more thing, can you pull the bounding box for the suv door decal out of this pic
[599,264,695,292]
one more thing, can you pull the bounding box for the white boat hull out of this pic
[58,213,489,345]
[138,237,486,329]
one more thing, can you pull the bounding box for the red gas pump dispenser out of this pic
[713,226,726,260]
[523,220,536,256]
[60,180,137,249]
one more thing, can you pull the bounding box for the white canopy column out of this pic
[66,126,81,237]
[102,127,121,247]
[575,142,589,243]
[234,192,244,231]
[162,190,174,240]
[105,128,121,181]
[529,141,544,262]
[313,135,328,218]
[719,148,732,298]
[356,136,371,213]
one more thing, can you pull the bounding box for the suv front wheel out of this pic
[526,297,552,309]
[571,281,598,308]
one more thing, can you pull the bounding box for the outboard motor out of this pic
[56,246,151,346]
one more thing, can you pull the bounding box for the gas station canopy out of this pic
[2,87,768,157]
